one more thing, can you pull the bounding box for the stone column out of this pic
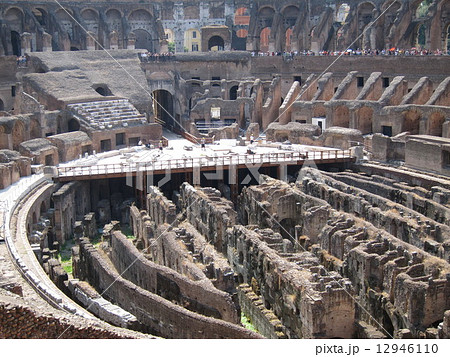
[21,32,32,55]
[109,31,119,50]
[159,39,168,53]
[42,32,52,52]
[127,32,136,50]
[86,31,96,51]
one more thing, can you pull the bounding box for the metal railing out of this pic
[57,149,353,178]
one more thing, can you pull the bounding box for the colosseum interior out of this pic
[0,0,450,342]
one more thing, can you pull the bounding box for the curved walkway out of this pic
[0,174,93,318]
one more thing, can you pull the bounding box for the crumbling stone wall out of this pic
[74,237,260,338]
[0,297,135,338]
[298,169,450,262]
[182,183,237,254]
[227,225,355,339]
[107,230,239,323]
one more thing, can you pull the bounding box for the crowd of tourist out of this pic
[16,55,28,67]
[139,51,176,62]
[252,47,450,59]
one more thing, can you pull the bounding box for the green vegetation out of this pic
[121,225,135,240]
[168,41,175,52]
[59,239,74,275]
[241,312,258,333]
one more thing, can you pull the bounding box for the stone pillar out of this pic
[127,32,136,50]
[109,31,119,50]
[42,32,52,52]
[86,31,96,51]
[21,32,32,55]
[159,39,168,53]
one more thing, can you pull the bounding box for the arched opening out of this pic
[68,118,80,132]
[134,29,153,52]
[0,99,4,111]
[382,310,395,338]
[446,24,450,52]
[12,120,25,150]
[208,36,225,51]
[70,46,80,51]
[403,110,421,134]
[153,90,175,130]
[358,2,375,48]
[106,9,122,36]
[40,201,47,214]
[416,23,427,48]
[32,8,47,27]
[94,85,111,96]
[56,9,74,40]
[81,9,99,34]
[229,85,238,100]
[428,112,445,137]
[11,31,21,56]
[334,106,350,127]
[358,107,373,134]
[260,27,271,52]
[233,7,250,50]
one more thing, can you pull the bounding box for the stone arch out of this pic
[10,31,21,56]
[282,5,299,51]
[5,7,24,32]
[68,118,80,132]
[153,90,174,129]
[30,119,41,138]
[313,104,327,118]
[357,2,376,49]
[428,111,445,137]
[106,8,123,34]
[129,9,153,22]
[40,201,47,214]
[446,23,450,51]
[402,109,421,134]
[55,8,74,39]
[81,8,99,35]
[12,120,25,150]
[208,36,225,51]
[334,105,350,127]
[32,8,48,27]
[358,106,373,134]
[416,23,427,47]
[134,29,153,52]
[94,85,111,96]
[229,85,239,100]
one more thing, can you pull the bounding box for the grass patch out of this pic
[241,312,258,333]
[59,239,74,275]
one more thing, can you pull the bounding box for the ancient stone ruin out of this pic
[0,0,449,340]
